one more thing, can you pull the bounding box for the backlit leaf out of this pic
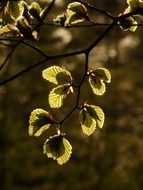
[89,67,111,96]
[65,13,85,25]
[89,75,105,95]
[79,109,96,136]
[67,2,88,17]
[124,6,132,14]
[86,105,105,128]
[49,84,72,108]
[65,2,88,25]
[57,138,72,165]
[79,104,104,135]
[126,0,143,17]
[29,109,54,137]
[92,68,111,83]
[42,66,72,85]
[43,135,72,165]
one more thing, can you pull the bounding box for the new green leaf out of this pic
[29,109,54,137]
[79,109,96,136]
[65,2,88,25]
[86,105,105,128]
[67,2,88,16]
[42,66,72,85]
[49,84,73,108]
[92,68,111,83]
[79,104,104,136]
[43,135,72,165]
[89,67,111,96]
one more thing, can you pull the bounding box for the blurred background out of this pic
[1,0,143,189]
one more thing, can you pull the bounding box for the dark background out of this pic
[1,0,143,189]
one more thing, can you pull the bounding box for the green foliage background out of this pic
[1,0,143,189]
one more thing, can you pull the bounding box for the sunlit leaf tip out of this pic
[43,135,72,165]
[42,66,72,85]
[79,104,105,135]
[29,109,54,137]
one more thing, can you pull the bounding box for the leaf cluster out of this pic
[119,0,143,31]
[28,65,111,164]
[0,1,49,40]
[1,0,141,166]
[54,2,90,26]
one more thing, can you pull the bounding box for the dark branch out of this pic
[119,7,143,20]
[86,20,117,53]
[0,41,20,72]
[0,49,85,86]
[0,59,47,86]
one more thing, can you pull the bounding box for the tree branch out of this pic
[0,49,85,86]
[1,2,143,86]
[86,20,117,53]
[0,41,20,72]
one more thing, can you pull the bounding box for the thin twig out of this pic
[0,41,20,72]
[0,59,47,86]
[0,49,84,86]
[86,20,118,53]
[21,40,48,58]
